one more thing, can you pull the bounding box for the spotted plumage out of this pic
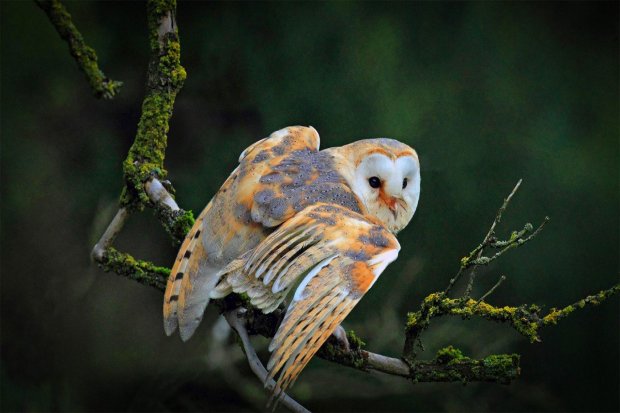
[164,126,421,401]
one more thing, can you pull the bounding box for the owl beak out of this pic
[379,189,401,214]
[379,189,397,211]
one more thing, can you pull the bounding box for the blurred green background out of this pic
[1,1,618,412]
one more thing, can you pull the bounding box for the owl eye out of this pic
[368,176,381,188]
[402,178,408,189]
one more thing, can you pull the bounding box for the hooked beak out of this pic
[388,198,398,212]
[379,189,400,213]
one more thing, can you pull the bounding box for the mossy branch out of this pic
[121,0,187,212]
[412,346,520,384]
[403,181,619,364]
[99,247,169,291]
[92,2,192,297]
[224,301,522,386]
[402,284,619,364]
[35,0,122,99]
[541,284,620,326]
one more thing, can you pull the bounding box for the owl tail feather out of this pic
[164,202,223,341]
[163,215,205,336]
[176,241,222,341]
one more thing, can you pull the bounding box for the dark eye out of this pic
[402,178,408,189]
[368,176,381,188]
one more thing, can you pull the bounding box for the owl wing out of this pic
[164,126,324,340]
[212,203,400,400]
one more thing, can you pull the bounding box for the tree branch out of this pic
[92,0,192,281]
[120,0,187,212]
[401,181,618,363]
[98,247,169,291]
[318,335,520,384]
[35,0,122,99]
[402,283,619,362]
[224,309,310,413]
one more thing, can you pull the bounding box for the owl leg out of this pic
[331,324,350,352]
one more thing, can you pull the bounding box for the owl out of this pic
[163,126,420,400]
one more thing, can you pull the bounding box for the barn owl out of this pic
[163,126,420,400]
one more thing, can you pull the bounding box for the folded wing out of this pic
[212,203,400,400]
[164,126,323,340]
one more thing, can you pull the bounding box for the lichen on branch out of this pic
[412,346,520,384]
[402,284,619,364]
[99,247,169,291]
[121,0,187,211]
[35,0,122,99]
[541,285,620,326]
[153,202,195,246]
[404,292,544,356]
[91,0,191,297]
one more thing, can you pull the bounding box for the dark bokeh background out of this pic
[1,1,618,412]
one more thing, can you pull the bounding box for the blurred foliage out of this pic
[1,1,618,412]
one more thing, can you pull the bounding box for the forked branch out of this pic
[403,181,618,363]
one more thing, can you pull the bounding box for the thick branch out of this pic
[318,338,520,384]
[35,0,122,99]
[121,0,187,211]
[92,1,191,291]
[218,296,521,385]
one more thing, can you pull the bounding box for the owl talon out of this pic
[332,325,350,352]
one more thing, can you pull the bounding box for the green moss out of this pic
[406,284,619,361]
[315,331,368,370]
[147,0,178,50]
[98,247,169,291]
[479,354,521,384]
[121,0,186,210]
[36,0,122,99]
[153,203,195,245]
[404,291,546,363]
[346,330,366,351]
[412,352,520,384]
[435,346,468,365]
[172,209,195,238]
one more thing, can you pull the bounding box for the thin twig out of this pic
[462,180,523,297]
[475,275,507,308]
[541,284,620,326]
[35,0,122,99]
[120,0,186,211]
[484,179,522,243]
[224,309,310,413]
[468,218,549,268]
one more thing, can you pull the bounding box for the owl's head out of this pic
[331,138,420,234]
